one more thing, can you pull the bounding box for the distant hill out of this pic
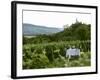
[23,23,63,36]
[54,22,91,40]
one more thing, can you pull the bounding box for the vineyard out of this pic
[22,22,91,69]
[23,40,91,69]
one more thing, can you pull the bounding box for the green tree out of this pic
[75,25,89,40]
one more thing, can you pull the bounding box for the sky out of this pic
[23,10,91,28]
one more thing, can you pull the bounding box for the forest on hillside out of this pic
[23,21,90,44]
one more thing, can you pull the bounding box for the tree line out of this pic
[23,21,91,44]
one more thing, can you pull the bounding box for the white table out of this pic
[66,48,80,58]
